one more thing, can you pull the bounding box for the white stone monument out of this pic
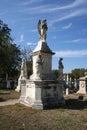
[19,19,65,109]
[15,58,27,92]
[77,73,87,95]
[66,74,69,95]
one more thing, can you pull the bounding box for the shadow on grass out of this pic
[0,97,6,102]
[0,89,20,102]
[45,96,87,110]
[62,98,87,110]
[0,90,10,95]
[0,91,10,102]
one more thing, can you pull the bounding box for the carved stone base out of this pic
[19,80,65,109]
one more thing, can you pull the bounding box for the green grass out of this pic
[0,89,11,94]
[0,103,87,130]
[0,93,87,130]
[0,89,20,101]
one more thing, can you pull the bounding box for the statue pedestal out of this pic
[20,80,65,109]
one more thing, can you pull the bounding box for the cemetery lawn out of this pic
[0,95,87,130]
[0,89,20,101]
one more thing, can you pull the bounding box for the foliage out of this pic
[71,68,87,79]
[0,20,12,44]
[0,89,20,101]
[52,69,59,79]
[0,19,21,79]
[27,60,33,77]
[21,48,33,77]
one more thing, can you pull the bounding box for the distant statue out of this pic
[58,58,64,80]
[20,58,27,79]
[59,58,64,69]
[15,58,27,92]
[38,19,48,41]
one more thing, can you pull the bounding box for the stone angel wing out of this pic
[38,20,41,35]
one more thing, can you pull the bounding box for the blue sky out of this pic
[0,0,87,73]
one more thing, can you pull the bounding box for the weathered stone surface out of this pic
[77,75,87,95]
[20,80,65,109]
[19,19,65,109]
[33,40,54,54]
[15,58,27,92]
[30,40,55,80]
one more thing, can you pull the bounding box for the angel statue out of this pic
[38,19,48,41]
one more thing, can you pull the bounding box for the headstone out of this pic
[66,88,69,95]
[7,80,11,89]
[77,73,87,95]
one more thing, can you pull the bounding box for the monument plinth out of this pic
[30,40,55,80]
[19,19,65,109]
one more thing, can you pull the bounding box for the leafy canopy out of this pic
[0,20,21,78]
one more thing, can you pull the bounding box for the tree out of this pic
[52,69,59,79]
[71,68,87,79]
[0,20,11,42]
[0,20,21,80]
[21,48,32,77]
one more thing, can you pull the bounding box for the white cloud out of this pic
[54,50,87,57]
[27,42,32,45]
[19,5,49,14]
[18,34,24,43]
[62,23,72,30]
[18,0,43,6]
[19,0,87,14]
[64,38,87,43]
[50,8,87,25]
[29,0,43,3]
[20,34,24,42]
[18,0,87,27]
[22,0,86,14]
[50,0,87,11]
[27,42,36,46]
[31,29,37,32]
[0,10,8,16]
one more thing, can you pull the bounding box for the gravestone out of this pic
[19,19,65,109]
[77,72,87,95]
